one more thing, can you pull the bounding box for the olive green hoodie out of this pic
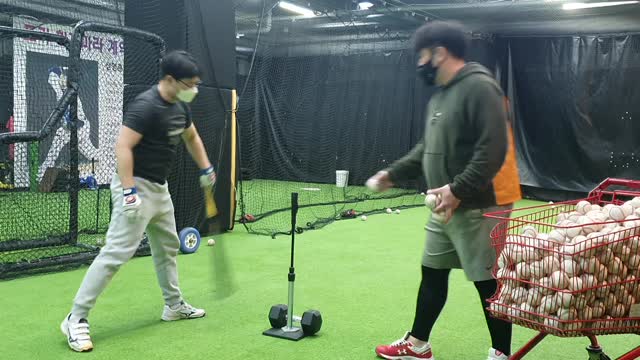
[388,62,508,209]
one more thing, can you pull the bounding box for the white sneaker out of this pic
[487,348,509,360]
[161,301,206,321]
[60,314,93,352]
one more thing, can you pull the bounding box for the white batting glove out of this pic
[199,166,217,188]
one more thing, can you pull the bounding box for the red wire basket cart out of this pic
[484,178,640,360]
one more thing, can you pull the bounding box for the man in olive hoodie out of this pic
[369,21,513,360]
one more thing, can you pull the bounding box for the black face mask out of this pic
[417,61,437,86]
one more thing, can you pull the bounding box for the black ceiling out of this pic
[234,0,640,45]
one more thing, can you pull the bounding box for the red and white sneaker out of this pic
[375,332,434,360]
[487,348,509,360]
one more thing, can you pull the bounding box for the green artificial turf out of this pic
[0,201,637,359]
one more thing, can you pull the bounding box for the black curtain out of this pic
[503,35,640,194]
[238,39,496,188]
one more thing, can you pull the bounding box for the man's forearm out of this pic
[116,146,136,188]
[185,135,212,170]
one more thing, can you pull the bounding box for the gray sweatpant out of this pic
[71,175,182,319]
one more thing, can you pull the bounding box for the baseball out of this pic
[620,293,635,308]
[609,303,627,318]
[592,300,606,318]
[537,276,554,295]
[558,307,578,321]
[627,254,640,269]
[366,178,381,192]
[395,209,401,214]
[574,234,588,243]
[574,295,588,310]
[595,281,609,298]
[606,274,622,285]
[527,287,544,306]
[624,215,640,229]
[594,264,609,283]
[568,276,584,292]
[579,257,600,274]
[548,229,566,244]
[567,221,584,237]
[519,303,536,320]
[529,260,545,280]
[614,286,629,300]
[568,211,583,223]
[604,292,618,312]
[618,246,631,262]
[522,247,541,263]
[599,248,615,266]
[576,201,592,215]
[578,216,600,234]
[497,252,509,269]
[557,291,574,308]
[622,203,634,217]
[540,294,560,314]
[563,260,581,277]
[521,225,538,238]
[508,248,524,264]
[608,226,629,242]
[361,215,367,221]
[580,273,597,289]
[516,262,531,280]
[542,256,561,276]
[386,208,393,214]
[585,232,602,240]
[609,206,626,221]
[511,287,529,305]
[550,270,570,289]
[607,257,623,275]
[497,268,516,285]
[579,305,594,320]
[630,197,640,209]
[573,238,598,258]
[628,236,640,252]
[543,316,560,331]
[424,194,440,210]
[604,203,616,212]
[557,213,568,223]
[207,239,216,246]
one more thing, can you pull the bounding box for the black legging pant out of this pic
[409,266,512,355]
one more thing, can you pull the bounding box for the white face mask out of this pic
[177,86,198,103]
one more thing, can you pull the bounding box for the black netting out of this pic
[0,2,163,278]
[0,22,79,276]
[235,17,428,237]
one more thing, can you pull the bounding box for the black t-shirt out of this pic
[123,86,192,184]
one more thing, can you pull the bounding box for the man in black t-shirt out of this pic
[61,51,217,352]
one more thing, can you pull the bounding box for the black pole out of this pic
[68,94,79,245]
[93,158,99,232]
[289,192,298,275]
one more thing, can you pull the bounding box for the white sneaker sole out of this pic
[60,317,93,352]
[161,310,206,321]
[377,354,434,360]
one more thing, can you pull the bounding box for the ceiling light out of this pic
[358,2,375,10]
[562,1,638,10]
[314,21,378,28]
[279,1,315,17]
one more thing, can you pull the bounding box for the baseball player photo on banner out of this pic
[12,17,124,188]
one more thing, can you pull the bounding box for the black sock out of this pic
[474,279,512,355]
[409,266,451,342]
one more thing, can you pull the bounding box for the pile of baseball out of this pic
[491,198,640,334]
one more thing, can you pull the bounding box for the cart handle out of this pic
[588,178,640,198]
